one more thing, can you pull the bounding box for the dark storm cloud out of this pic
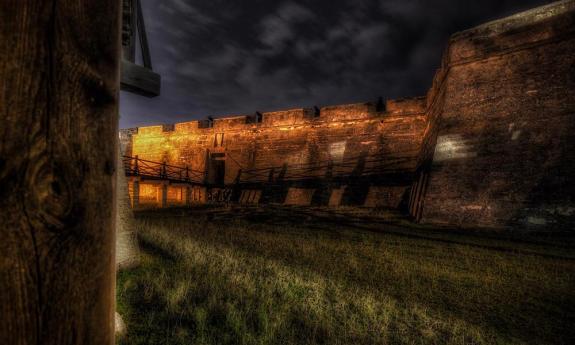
[120,0,554,128]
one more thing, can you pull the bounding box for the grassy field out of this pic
[117,206,575,345]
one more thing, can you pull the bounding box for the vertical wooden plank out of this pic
[135,0,153,69]
[0,1,120,344]
[132,179,140,208]
[408,178,419,216]
[122,0,136,62]
[409,173,424,218]
[161,183,168,208]
[415,173,430,222]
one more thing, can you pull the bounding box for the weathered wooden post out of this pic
[161,160,167,179]
[134,155,140,175]
[0,1,121,345]
[326,159,334,179]
[268,168,275,183]
[161,183,169,208]
[132,178,140,208]
[131,155,141,208]
[185,186,192,206]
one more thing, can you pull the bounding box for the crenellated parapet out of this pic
[132,97,426,137]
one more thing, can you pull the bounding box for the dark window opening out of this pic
[304,106,321,119]
[313,106,321,117]
[208,153,226,185]
[247,112,263,124]
[248,150,256,164]
[199,116,214,129]
[376,97,386,112]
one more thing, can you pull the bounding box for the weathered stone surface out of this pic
[364,186,406,208]
[285,188,316,206]
[416,0,575,229]
[328,188,346,207]
[116,148,139,269]
[115,312,126,337]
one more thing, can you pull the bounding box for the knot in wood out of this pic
[25,157,74,231]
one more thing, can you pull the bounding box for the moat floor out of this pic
[117,206,575,345]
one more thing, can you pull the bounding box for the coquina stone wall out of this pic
[122,98,427,208]
[415,0,575,230]
[122,0,575,230]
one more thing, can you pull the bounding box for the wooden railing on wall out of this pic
[123,156,204,184]
[123,150,418,189]
[236,151,417,186]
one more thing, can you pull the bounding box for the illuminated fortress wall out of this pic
[122,0,575,230]
[122,98,428,208]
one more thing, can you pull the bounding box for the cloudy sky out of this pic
[120,0,552,129]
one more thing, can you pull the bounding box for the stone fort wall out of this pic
[414,0,575,230]
[122,0,575,230]
[122,97,428,208]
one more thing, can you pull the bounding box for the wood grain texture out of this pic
[0,1,120,344]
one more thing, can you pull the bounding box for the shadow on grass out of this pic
[138,205,575,260]
[137,236,179,263]
[128,206,575,344]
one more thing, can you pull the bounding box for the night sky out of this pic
[119,0,553,129]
